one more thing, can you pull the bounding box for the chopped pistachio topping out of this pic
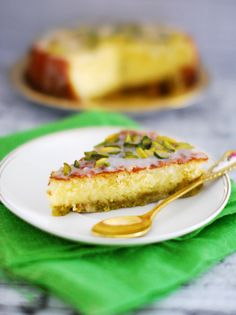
[98,146,121,154]
[63,162,72,175]
[124,133,141,147]
[95,133,119,148]
[157,135,177,143]
[140,135,152,149]
[94,141,105,148]
[105,133,119,143]
[151,141,165,150]
[124,142,137,148]
[162,140,176,152]
[60,132,196,176]
[73,160,80,168]
[84,151,108,161]
[104,144,121,148]
[131,134,140,144]
[144,149,154,157]
[136,147,149,158]
[85,30,99,48]
[124,151,138,159]
[95,157,110,168]
[176,142,194,150]
[125,133,132,142]
[154,150,170,159]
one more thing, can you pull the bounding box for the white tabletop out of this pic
[1,1,236,314]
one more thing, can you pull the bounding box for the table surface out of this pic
[1,0,236,314]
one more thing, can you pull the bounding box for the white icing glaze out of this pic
[53,149,207,179]
[51,130,208,179]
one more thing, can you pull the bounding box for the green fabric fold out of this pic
[1,111,236,315]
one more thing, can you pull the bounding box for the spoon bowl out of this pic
[92,215,152,238]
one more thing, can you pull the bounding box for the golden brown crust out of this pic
[25,46,77,99]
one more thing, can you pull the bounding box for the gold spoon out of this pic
[92,151,236,238]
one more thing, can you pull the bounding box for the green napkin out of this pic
[1,111,236,315]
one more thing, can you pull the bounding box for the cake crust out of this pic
[26,46,77,99]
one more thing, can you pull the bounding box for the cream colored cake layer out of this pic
[68,37,196,99]
[39,26,197,99]
[48,161,204,213]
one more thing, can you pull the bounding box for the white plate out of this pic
[0,127,231,246]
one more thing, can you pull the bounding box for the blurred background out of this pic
[1,0,236,141]
[1,1,236,314]
[1,0,235,79]
[1,0,236,150]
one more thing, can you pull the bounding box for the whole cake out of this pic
[26,24,200,101]
[47,130,208,215]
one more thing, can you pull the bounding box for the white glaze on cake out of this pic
[51,130,208,180]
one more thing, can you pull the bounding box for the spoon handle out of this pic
[145,159,236,220]
[208,150,235,172]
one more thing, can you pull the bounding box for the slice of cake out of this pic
[47,130,208,216]
[26,24,199,101]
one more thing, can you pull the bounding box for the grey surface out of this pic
[1,1,236,314]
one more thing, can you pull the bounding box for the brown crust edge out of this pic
[25,46,78,99]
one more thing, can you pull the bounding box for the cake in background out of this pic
[26,24,200,102]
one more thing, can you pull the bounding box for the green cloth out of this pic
[1,111,236,315]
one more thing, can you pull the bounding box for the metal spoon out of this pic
[92,151,236,238]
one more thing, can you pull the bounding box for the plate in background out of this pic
[11,58,209,113]
[0,127,230,246]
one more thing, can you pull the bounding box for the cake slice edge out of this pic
[48,159,206,216]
